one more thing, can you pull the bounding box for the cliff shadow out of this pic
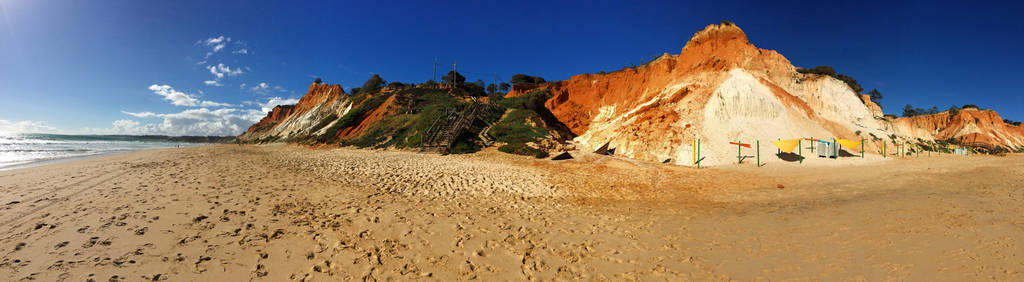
[527,102,576,141]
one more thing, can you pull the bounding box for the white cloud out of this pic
[204,80,223,86]
[147,84,231,107]
[239,83,247,90]
[108,108,260,136]
[0,120,57,133]
[250,82,269,91]
[200,36,231,58]
[121,111,158,118]
[232,48,248,54]
[148,84,199,106]
[200,101,233,107]
[248,82,287,95]
[208,63,242,79]
[110,119,141,132]
[202,36,228,46]
[260,97,300,113]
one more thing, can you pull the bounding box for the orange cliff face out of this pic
[543,22,802,136]
[243,105,294,136]
[535,22,883,165]
[237,83,352,142]
[529,22,1022,164]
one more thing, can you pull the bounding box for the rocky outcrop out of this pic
[238,83,352,142]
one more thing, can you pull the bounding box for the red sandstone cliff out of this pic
[243,105,294,136]
[237,82,352,142]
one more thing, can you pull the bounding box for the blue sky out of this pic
[0,0,1021,135]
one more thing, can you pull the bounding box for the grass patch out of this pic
[495,89,550,110]
[342,114,417,148]
[489,109,548,144]
[487,108,550,158]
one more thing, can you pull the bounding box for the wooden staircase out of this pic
[420,102,489,154]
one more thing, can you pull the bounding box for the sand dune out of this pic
[0,145,1021,280]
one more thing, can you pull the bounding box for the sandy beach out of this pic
[0,144,1021,281]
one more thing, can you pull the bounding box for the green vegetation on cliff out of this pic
[265,76,568,158]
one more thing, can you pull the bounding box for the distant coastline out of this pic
[0,133,232,171]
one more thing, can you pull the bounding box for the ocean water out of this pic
[0,133,201,170]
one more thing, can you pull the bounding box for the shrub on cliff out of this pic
[797,66,836,77]
[340,88,475,150]
[488,109,548,144]
[489,109,550,158]
[868,89,883,101]
[510,74,546,85]
[797,66,863,94]
[496,89,550,110]
[360,74,386,94]
[463,80,486,96]
[902,104,940,117]
[442,71,466,84]
[948,105,960,116]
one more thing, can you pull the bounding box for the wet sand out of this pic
[0,144,1020,281]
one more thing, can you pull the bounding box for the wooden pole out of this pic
[757,140,761,167]
[697,139,701,169]
[861,138,864,158]
[799,140,802,164]
[737,142,741,164]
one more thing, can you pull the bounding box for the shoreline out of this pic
[0,144,206,172]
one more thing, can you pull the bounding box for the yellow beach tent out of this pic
[837,139,862,150]
[771,139,801,153]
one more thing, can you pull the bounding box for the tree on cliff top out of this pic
[486,83,497,95]
[868,89,883,101]
[442,71,465,85]
[314,77,322,84]
[499,83,510,92]
[903,104,940,117]
[360,74,386,94]
[510,74,546,85]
